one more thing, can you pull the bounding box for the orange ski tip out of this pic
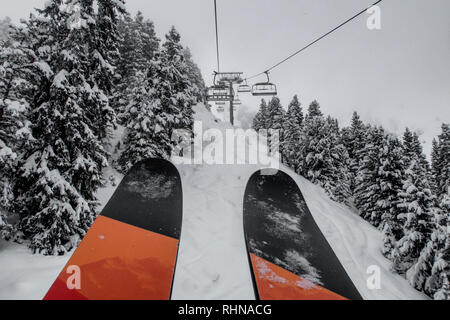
[44,216,179,300]
[250,254,348,301]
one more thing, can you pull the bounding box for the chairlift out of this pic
[238,80,251,93]
[233,99,242,106]
[216,72,243,84]
[206,85,232,102]
[252,72,277,96]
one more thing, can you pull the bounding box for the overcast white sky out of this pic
[2,0,449,155]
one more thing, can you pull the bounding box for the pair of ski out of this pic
[44,159,362,300]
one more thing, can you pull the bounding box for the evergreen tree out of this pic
[0,24,39,239]
[434,124,450,199]
[281,95,303,170]
[88,0,126,141]
[354,127,404,240]
[115,12,160,124]
[354,126,383,225]
[119,27,197,171]
[377,134,405,258]
[349,113,366,174]
[411,132,430,172]
[298,107,351,203]
[406,125,449,299]
[307,100,323,118]
[428,192,449,300]
[118,70,172,172]
[161,26,196,132]
[402,128,415,164]
[252,99,267,131]
[183,47,206,103]
[265,97,285,154]
[341,112,367,194]
[265,97,285,130]
[431,138,440,192]
[134,11,159,64]
[14,0,109,254]
[407,197,449,299]
[392,159,435,273]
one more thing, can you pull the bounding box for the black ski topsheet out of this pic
[102,158,183,240]
[44,158,183,300]
[243,169,362,300]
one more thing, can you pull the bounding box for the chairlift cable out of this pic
[244,0,383,81]
[214,0,221,72]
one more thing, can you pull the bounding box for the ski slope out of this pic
[0,104,428,300]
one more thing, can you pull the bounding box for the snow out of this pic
[33,61,53,78]
[52,70,69,88]
[0,104,428,300]
[0,241,70,300]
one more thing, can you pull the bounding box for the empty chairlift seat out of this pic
[251,71,277,96]
[238,80,252,93]
[252,83,277,96]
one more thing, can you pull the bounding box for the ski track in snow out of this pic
[0,104,428,300]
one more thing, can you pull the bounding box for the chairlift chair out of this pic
[238,80,251,93]
[252,71,277,96]
[216,72,243,84]
[206,85,232,102]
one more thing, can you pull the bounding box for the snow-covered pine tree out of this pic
[407,193,449,300]
[252,99,268,131]
[298,102,329,180]
[427,192,449,300]
[377,134,405,258]
[281,95,303,170]
[134,11,159,65]
[115,13,153,123]
[411,132,430,172]
[402,128,415,163]
[118,70,173,172]
[434,124,450,200]
[119,27,197,171]
[183,47,206,103]
[0,23,39,239]
[341,112,367,194]
[297,102,351,203]
[86,0,125,141]
[306,100,323,119]
[265,96,285,155]
[354,126,387,226]
[392,158,435,273]
[431,138,441,193]
[161,26,196,132]
[14,0,109,254]
[424,124,450,300]
[402,125,449,299]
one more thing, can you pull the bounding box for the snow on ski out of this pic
[44,159,183,300]
[243,169,363,300]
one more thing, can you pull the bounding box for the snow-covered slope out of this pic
[0,104,428,300]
